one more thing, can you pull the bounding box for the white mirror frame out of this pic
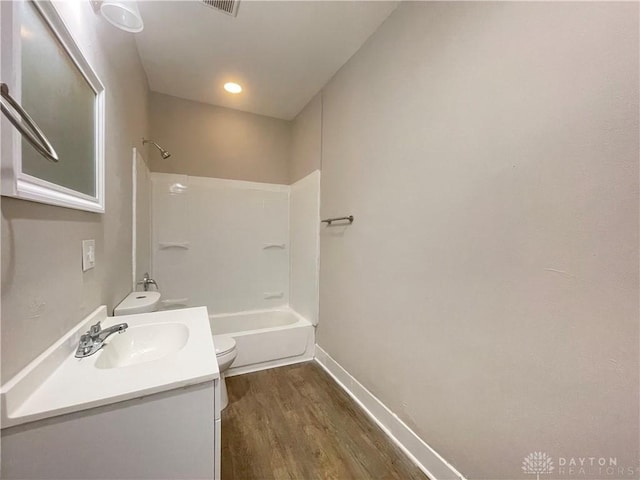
[0,0,105,213]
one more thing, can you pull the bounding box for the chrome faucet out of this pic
[137,272,159,292]
[75,320,128,358]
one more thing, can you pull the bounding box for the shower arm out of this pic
[142,138,161,150]
[142,138,171,159]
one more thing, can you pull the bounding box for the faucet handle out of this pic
[75,333,94,358]
[89,321,101,336]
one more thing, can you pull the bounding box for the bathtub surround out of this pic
[151,171,321,318]
[151,173,290,313]
[288,94,323,325]
[1,1,150,381]
[149,92,291,184]
[150,172,319,375]
[290,171,321,325]
[317,2,639,479]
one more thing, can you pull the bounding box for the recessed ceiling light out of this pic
[224,82,242,94]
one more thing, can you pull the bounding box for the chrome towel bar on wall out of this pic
[321,215,354,226]
[0,83,59,163]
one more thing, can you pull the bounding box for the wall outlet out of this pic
[82,239,95,271]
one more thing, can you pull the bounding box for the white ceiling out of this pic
[135,1,398,120]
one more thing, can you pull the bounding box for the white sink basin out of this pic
[1,306,218,429]
[95,323,189,369]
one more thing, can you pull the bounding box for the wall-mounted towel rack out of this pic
[322,215,354,226]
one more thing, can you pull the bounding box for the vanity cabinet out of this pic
[0,306,221,479]
[1,381,220,479]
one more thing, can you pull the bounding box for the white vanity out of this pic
[0,307,221,479]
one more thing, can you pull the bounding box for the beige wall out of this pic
[290,93,322,183]
[318,2,639,479]
[1,3,149,380]
[149,92,291,185]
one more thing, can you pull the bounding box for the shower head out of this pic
[142,138,171,159]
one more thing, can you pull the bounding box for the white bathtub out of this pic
[209,308,315,376]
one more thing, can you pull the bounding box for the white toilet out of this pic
[214,335,237,410]
[114,291,237,410]
[113,291,161,316]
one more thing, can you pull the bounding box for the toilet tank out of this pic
[114,291,161,316]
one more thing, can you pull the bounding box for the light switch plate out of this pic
[82,239,95,272]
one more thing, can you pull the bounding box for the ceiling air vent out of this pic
[201,0,240,17]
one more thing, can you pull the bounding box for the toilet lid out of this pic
[214,336,236,356]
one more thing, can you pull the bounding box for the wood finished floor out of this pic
[221,362,428,480]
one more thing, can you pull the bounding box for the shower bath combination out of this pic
[143,138,171,159]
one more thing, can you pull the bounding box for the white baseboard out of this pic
[314,345,466,480]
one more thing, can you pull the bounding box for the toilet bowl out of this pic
[115,292,236,409]
[114,291,161,316]
[214,335,237,410]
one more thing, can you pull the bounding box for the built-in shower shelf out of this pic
[262,243,286,250]
[263,292,284,299]
[159,242,190,250]
[161,298,190,308]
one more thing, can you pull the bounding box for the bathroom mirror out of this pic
[0,0,106,212]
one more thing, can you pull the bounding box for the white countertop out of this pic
[1,306,219,429]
